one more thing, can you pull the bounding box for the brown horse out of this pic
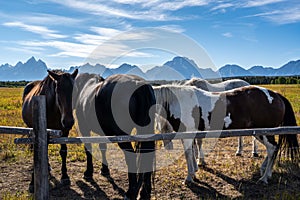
[154,84,299,184]
[74,73,156,200]
[22,69,78,191]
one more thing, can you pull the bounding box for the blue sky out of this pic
[0,0,300,71]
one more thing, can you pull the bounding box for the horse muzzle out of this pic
[62,118,74,130]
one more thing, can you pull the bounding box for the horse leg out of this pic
[252,137,259,157]
[59,143,70,185]
[99,143,110,176]
[139,141,155,200]
[118,142,138,200]
[140,171,152,200]
[83,143,94,180]
[196,138,206,166]
[182,139,197,183]
[236,136,243,156]
[260,156,268,176]
[257,136,277,184]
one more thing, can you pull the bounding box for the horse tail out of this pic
[278,93,299,162]
[134,83,156,199]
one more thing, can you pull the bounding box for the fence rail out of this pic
[14,126,300,145]
[0,126,61,137]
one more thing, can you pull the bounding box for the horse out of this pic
[22,69,78,191]
[154,84,299,184]
[184,78,259,163]
[73,73,156,200]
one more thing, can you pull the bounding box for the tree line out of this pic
[0,81,29,87]
[0,76,299,87]
[224,76,300,85]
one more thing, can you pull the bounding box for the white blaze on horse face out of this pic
[224,113,232,128]
[255,86,274,104]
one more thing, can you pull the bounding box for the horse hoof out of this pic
[100,168,110,177]
[197,161,206,167]
[83,175,93,182]
[28,184,34,193]
[256,178,268,185]
[60,178,71,186]
[235,153,242,156]
[252,153,259,157]
[183,179,194,185]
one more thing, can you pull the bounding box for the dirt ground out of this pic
[1,137,300,200]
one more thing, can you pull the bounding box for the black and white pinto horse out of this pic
[184,78,259,165]
[73,73,156,200]
[154,84,299,184]
[22,69,78,191]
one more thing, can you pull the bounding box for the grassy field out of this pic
[0,85,299,199]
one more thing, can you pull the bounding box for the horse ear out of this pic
[47,70,60,81]
[71,69,79,79]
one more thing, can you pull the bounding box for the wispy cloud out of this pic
[243,0,285,8]
[3,21,67,39]
[48,0,208,21]
[20,40,96,58]
[245,5,300,24]
[5,46,44,55]
[155,0,209,11]
[21,13,83,25]
[211,3,234,12]
[48,0,178,21]
[17,28,156,60]
[222,32,233,38]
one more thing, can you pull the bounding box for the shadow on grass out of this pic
[201,163,300,199]
[76,179,108,200]
[50,176,83,200]
[49,173,127,200]
[187,178,229,199]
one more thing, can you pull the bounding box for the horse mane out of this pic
[185,77,207,84]
[154,84,197,106]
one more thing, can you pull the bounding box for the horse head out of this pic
[48,69,78,130]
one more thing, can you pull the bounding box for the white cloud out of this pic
[3,21,67,39]
[19,40,96,58]
[90,27,122,37]
[156,0,209,11]
[211,3,234,11]
[243,0,285,7]
[157,25,185,33]
[18,13,83,25]
[222,32,233,38]
[48,0,176,21]
[245,6,300,24]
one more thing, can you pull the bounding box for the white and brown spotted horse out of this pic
[154,84,299,184]
[184,78,259,165]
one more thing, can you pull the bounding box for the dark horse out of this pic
[22,69,78,190]
[73,73,156,200]
[154,84,299,184]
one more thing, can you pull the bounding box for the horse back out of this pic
[94,74,156,136]
[224,86,285,129]
[22,80,42,101]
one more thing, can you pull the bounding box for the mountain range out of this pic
[0,56,299,81]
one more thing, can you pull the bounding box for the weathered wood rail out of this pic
[14,126,300,145]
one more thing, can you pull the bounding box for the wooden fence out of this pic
[1,96,300,199]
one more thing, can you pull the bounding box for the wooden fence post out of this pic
[32,96,49,200]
